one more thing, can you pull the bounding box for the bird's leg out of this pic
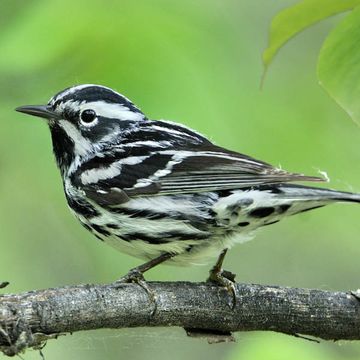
[207,249,237,308]
[112,252,174,315]
[116,252,173,284]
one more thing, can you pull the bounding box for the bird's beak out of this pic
[15,105,60,120]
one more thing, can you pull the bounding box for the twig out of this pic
[0,282,359,356]
[0,282,9,290]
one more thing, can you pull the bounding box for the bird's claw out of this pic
[113,268,146,285]
[207,268,237,309]
[111,269,157,316]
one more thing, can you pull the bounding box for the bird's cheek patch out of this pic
[58,120,93,157]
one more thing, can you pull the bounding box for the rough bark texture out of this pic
[0,281,359,356]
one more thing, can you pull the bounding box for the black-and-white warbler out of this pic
[16,84,360,297]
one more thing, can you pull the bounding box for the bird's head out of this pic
[16,84,147,173]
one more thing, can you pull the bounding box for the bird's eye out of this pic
[80,109,97,124]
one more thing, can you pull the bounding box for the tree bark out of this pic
[0,281,359,356]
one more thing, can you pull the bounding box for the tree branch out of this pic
[0,281,359,356]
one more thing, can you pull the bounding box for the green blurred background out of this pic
[1,0,360,359]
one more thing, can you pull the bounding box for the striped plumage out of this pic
[16,84,360,276]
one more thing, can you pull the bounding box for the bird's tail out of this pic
[270,184,360,215]
[275,184,360,203]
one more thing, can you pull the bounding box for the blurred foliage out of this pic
[262,0,360,71]
[1,1,360,359]
[318,5,360,125]
[263,0,360,125]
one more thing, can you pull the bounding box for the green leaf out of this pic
[262,0,360,75]
[318,5,360,125]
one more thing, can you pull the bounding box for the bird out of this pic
[16,84,360,302]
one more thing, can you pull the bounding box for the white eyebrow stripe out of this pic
[80,101,145,121]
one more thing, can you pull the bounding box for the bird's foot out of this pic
[110,254,174,316]
[114,268,147,284]
[112,268,157,316]
[207,267,237,309]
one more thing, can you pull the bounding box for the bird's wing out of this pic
[79,147,323,205]
[77,120,324,204]
[123,147,323,196]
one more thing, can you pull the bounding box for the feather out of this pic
[76,120,324,202]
